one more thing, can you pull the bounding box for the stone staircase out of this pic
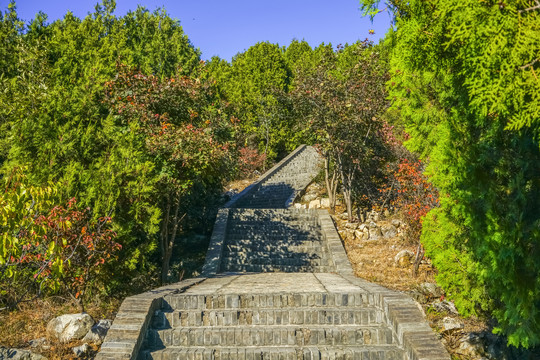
[96,145,450,360]
[220,208,333,273]
[230,145,320,209]
[141,274,405,360]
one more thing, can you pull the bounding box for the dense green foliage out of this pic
[360,0,540,347]
[0,0,233,307]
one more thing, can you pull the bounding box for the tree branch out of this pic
[520,58,539,70]
[519,3,540,13]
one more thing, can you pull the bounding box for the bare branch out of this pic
[519,3,540,13]
[520,58,539,70]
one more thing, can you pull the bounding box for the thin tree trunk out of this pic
[160,194,184,284]
[412,242,425,277]
[324,155,339,210]
[336,152,354,221]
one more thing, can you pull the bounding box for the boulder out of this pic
[442,316,465,332]
[457,333,486,359]
[419,282,444,298]
[72,344,91,357]
[431,300,459,315]
[303,193,317,202]
[368,227,383,240]
[46,313,95,343]
[82,319,112,345]
[381,224,398,238]
[345,222,358,230]
[0,347,47,360]
[394,250,414,267]
[320,198,330,208]
[308,199,321,209]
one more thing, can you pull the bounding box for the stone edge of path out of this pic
[342,274,451,360]
[95,277,205,360]
[223,144,311,208]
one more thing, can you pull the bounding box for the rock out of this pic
[431,300,459,315]
[293,203,303,209]
[381,224,398,238]
[419,282,444,298]
[358,224,367,231]
[28,338,47,349]
[442,316,465,332]
[368,227,383,240]
[354,230,363,240]
[46,313,95,343]
[303,193,317,202]
[82,319,112,345]
[345,222,358,230]
[320,198,330,208]
[340,212,349,220]
[308,199,321,209]
[72,344,91,357]
[391,219,402,228]
[368,221,377,229]
[394,250,414,267]
[0,347,47,360]
[409,290,429,304]
[457,333,485,359]
[368,211,379,222]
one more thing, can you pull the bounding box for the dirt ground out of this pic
[0,298,120,359]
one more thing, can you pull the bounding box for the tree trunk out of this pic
[336,152,354,221]
[160,194,183,284]
[324,154,339,211]
[412,242,425,277]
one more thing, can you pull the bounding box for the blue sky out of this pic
[5,0,391,61]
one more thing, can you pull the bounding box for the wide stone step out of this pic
[219,264,333,273]
[223,246,328,260]
[143,345,406,360]
[147,325,396,347]
[163,293,373,311]
[152,307,382,328]
[220,256,327,266]
[223,243,327,252]
[229,215,318,227]
[224,238,323,247]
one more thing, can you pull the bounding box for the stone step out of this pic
[227,218,319,225]
[224,237,323,246]
[222,246,328,260]
[219,257,328,268]
[143,345,405,360]
[152,307,382,328]
[223,243,327,252]
[146,325,396,347]
[219,264,333,273]
[162,293,373,311]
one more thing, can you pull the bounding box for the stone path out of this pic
[96,145,450,360]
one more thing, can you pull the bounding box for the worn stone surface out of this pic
[46,313,94,343]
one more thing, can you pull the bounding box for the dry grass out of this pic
[0,298,120,359]
[341,223,436,291]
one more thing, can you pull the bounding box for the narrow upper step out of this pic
[228,145,322,209]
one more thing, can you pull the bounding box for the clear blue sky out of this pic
[5,0,391,61]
